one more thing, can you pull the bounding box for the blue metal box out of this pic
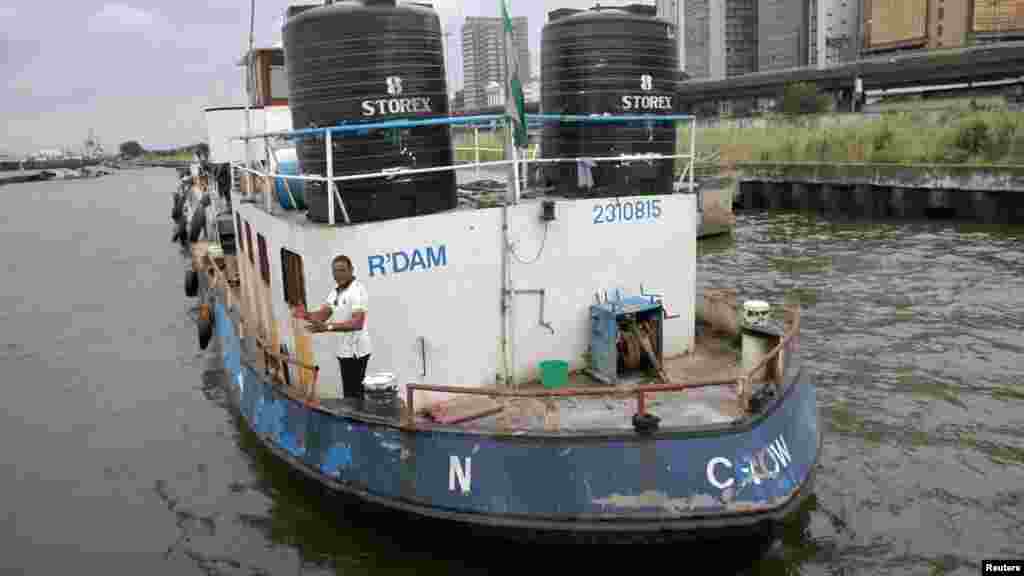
[587,295,664,385]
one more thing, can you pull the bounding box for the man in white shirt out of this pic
[296,254,372,401]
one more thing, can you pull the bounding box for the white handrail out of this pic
[233,153,696,184]
[230,114,699,197]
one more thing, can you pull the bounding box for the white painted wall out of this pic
[506,196,696,386]
[235,193,697,409]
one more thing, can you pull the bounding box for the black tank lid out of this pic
[547,8,582,22]
[545,5,662,26]
[287,0,433,24]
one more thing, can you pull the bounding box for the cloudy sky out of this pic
[1,0,643,156]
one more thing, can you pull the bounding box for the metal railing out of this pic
[229,112,699,226]
[401,305,801,431]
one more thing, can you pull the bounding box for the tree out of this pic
[779,82,831,116]
[119,141,145,158]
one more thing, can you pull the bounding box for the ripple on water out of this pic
[698,212,1024,572]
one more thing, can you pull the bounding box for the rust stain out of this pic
[592,491,720,514]
[290,314,315,393]
[270,317,280,356]
[238,255,256,338]
[247,260,267,343]
[262,280,274,348]
[270,319,281,383]
[593,478,804,516]
[245,255,261,339]
[721,481,803,513]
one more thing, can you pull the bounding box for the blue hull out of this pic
[212,297,820,536]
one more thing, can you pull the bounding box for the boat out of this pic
[176,0,820,543]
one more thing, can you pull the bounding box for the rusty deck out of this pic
[440,327,750,433]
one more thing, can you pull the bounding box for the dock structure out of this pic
[0,170,48,186]
[732,162,1024,223]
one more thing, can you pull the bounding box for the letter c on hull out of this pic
[707,456,734,489]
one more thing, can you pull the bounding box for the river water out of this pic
[1,169,1020,574]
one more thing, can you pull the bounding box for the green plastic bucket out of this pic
[539,360,569,389]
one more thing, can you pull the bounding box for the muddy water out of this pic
[0,170,1020,574]
[698,212,1024,574]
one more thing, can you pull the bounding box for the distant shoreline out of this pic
[0,159,103,172]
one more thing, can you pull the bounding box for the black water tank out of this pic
[286,4,319,19]
[540,7,678,198]
[283,0,455,224]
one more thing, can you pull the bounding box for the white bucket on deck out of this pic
[364,371,397,404]
[741,300,773,381]
[742,300,771,329]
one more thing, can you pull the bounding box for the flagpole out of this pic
[511,124,521,204]
[502,2,513,391]
[500,0,526,206]
[243,0,255,200]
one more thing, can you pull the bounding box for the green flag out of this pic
[500,0,527,149]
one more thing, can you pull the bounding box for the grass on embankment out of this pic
[679,107,1024,167]
[451,106,1024,169]
[453,128,537,163]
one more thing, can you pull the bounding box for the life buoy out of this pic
[185,269,198,297]
[189,207,206,243]
[173,216,187,245]
[180,217,189,248]
[172,193,184,221]
[198,303,213,350]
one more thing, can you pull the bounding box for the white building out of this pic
[658,0,757,80]
[482,78,537,107]
[524,78,539,104]
[809,0,860,68]
[485,81,505,107]
[656,0,686,73]
[462,16,529,111]
[34,149,64,160]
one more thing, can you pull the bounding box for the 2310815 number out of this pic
[592,199,662,224]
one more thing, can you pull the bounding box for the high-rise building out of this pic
[461,16,529,110]
[660,0,757,80]
[759,0,809,70]
[656,0,687,72]
[929,0,970,49]
[685,0,712,78]
[970,0,1024,43]
[859,0,979,55]
[712,0,758,78]
[809,0,860,67]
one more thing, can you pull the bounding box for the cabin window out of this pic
[257,234,270,285]
[235,214,244,255]
[245,221,254,265]
[280,249,307,308]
